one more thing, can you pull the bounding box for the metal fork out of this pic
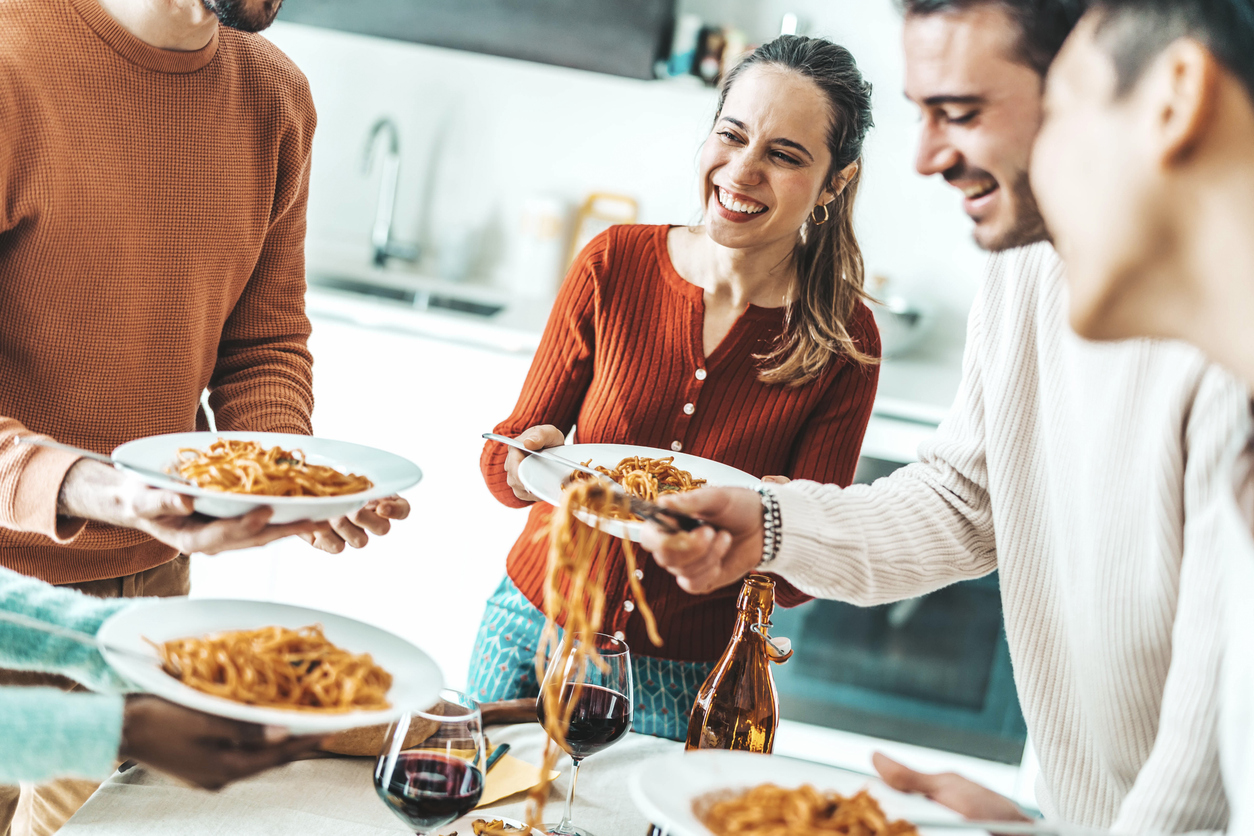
[14,436,194,487]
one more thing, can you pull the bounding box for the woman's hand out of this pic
[58,460,318,555]
[119,695,324,790]
[503,425,566,502]
[639,487,766,594]
[303,497,411,554]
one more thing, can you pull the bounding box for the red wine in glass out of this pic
[538,633,635,836]
[537,683,631,759]
[373,751,484,833]
[375,690,486,836]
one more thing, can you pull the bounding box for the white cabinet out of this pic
[190,314,535,690]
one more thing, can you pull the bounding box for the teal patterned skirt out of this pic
[467,576,714,741]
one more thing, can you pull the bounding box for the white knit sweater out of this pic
[771,243,1249,833]
[1221,425,1254,836]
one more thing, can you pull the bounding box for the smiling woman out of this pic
[692,37,879,381]
[475,34,882,741]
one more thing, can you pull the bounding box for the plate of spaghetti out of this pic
[98,598,443,734]
[111,431,423,523]
[515,443,760,541]
[629,750,963,836]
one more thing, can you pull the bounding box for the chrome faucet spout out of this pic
[362,117,418,267]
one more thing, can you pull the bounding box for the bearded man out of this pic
[0,0,407,832]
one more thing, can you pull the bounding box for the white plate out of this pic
[433,814,542,836]
[629,750,966,836]
[112,431,422,523]
[516,443,760,542]
[99,598,443,735]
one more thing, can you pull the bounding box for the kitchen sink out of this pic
[309,275,504,318]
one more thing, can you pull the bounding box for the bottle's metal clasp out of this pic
[750,622,794,663]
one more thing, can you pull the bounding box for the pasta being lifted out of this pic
[569,455,707,520]
[694,785,920,836]
[175,438,373,497]
[502,481,664,835]
[154,624,393,712]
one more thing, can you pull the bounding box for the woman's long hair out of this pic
[714,35,878,385]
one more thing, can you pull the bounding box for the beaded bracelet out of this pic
[757,484,782,568]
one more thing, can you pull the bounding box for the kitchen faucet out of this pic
[362,117,419,267]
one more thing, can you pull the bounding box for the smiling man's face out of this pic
[905,5,1050,251]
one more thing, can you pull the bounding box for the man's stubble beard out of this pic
[200,0,283,32]
[977,167,1051,252]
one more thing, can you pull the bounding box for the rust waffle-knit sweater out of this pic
[481,224,880,662]
[0,0,316,585]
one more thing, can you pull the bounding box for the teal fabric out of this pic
[0,566,139,782]
[467,576,714,741]
[0,688,125,783]
[0,566,135,692]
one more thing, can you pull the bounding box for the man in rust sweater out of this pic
[0,0,405,832]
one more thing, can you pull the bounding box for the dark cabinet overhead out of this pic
[276,0,677,80]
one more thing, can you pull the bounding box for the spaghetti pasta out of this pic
[153,624,393,712]
[174,438,373,497]
[503,481,664,834]
[694,784,920,836]
[570,455,707,520]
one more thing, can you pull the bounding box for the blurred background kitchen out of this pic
[194,0,1036,811]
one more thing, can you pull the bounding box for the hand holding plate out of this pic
[872,752,1034,825]
[119,694,325,790]
[502,425,566,503]
[304,495,412,553]
[58,460,319,555]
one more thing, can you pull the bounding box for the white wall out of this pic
[263,0,986,327]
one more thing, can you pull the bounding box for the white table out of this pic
[61,725,678,836]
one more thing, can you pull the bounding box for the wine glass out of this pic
[374,689,486,835]
[537,632,634,836]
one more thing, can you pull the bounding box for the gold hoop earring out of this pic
[811,203,830,225]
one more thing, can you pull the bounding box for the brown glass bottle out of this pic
[684,573,792,753]
[644,576,792,835]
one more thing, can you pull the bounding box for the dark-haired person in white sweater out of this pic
[643,1,1249,832]
[1031,1,1254,832]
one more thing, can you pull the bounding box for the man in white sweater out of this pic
[642,1,1250,832]
[1030,2,1254,831]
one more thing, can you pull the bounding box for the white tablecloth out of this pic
[61,725,679,836]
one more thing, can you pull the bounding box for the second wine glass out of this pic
[374,689,485,835]
[537,632,634,836]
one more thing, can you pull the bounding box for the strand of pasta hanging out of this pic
[512,481,663,834]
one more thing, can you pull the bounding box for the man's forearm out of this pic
[57,459,130,526]
[772,465,998,605]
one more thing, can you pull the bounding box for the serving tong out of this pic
[482,433,706,535]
